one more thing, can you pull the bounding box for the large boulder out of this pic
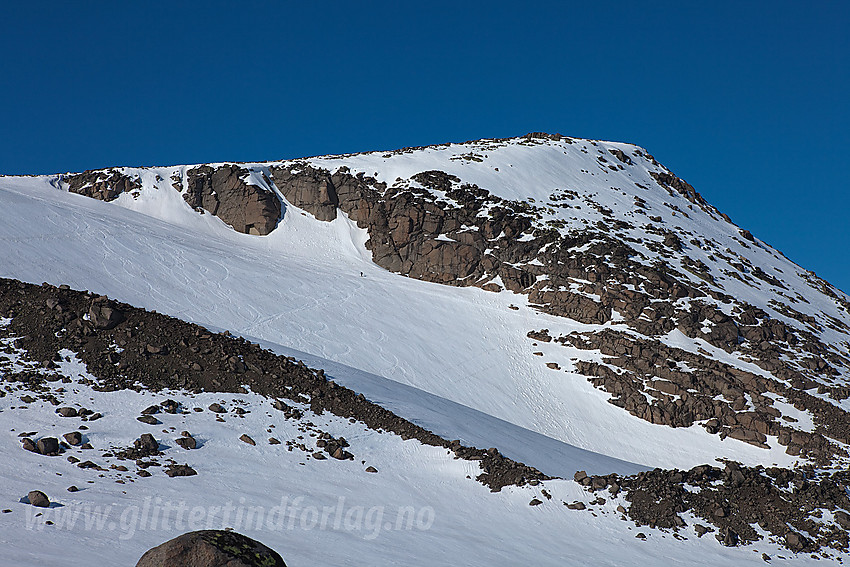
[175,436,197,450]
[88,296,125,330]
[136,530,286,567]
[63,431,83,446]
[36,437,60,456]
[27,490,50,508]
[134,433,160,455]
[165,464,197,477]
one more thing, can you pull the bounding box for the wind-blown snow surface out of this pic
[0,174,799,472]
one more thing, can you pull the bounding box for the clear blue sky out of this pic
[2,2,848,292]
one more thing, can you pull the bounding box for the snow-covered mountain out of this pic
[2,133,849,564]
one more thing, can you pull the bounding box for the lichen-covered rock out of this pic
[135,530,287,567]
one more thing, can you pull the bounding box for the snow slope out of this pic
[1,133,849,565]
[0,326,817,567]
[0,173,800,472]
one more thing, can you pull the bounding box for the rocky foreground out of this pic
[2,277,850,558]
[0,277,545,492]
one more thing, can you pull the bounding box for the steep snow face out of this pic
[1,133,849,474]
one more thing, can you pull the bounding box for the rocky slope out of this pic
[0,278,544,492]
[3,278,850,557]
[5,132,850,561]
[55,133,850,469]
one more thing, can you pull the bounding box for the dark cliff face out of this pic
[269,165,339,222]
[270,165,536,288]
[179,164,280,235]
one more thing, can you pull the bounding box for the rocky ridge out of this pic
[575,463,850,555]
[0,277,545,492]
[3,278,850,555]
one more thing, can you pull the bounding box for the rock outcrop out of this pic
[180,165,280,235]
[64,169,141,201]
[579,463,850,553]
[269,165,339,221]
[27,490,50,508]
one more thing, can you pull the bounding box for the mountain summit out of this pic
[49,132,850,467]
[2,132,849,564]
